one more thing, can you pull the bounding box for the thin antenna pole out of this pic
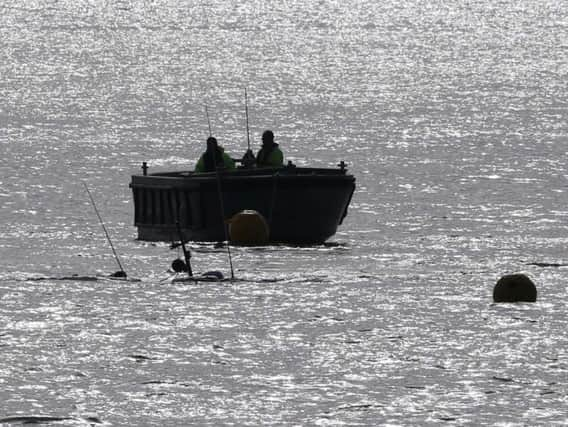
[244,88,251,151]
[205,104,213,137]
[83,182,126,276]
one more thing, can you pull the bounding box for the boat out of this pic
[129,161,355,244]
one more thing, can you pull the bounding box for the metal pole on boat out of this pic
[268,171,279,229]
[83,182,126,278]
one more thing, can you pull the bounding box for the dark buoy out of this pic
[202,271,224,280]
[171,258,188,273]
[227,209,269,245]
[493,273,537,303]
[110,270,127,278]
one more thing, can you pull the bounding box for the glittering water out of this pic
[1,0,567,425]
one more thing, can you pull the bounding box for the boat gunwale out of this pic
[130,167,355,188]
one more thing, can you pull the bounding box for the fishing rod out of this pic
[214,168,235,280]
[83,182,126,278]
[241,88,256,168]
[205,104,213,137]
[175,221,193,277]
[244,88,251,152]
[203,104,235,280]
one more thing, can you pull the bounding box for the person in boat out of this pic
[256,130,283,168]
[240,147,256,168]
[195,136,236,173]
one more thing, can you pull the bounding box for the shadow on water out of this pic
[0,414,104,425]
[2,274,140,283]
[188,240,352,251]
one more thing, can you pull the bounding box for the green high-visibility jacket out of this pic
[195,147,235,173]
[256,144,283,167]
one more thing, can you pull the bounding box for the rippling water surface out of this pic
[1,0,567,425]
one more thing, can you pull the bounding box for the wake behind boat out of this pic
[130,161,355,244]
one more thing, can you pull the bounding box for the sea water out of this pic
[0,0,567,425]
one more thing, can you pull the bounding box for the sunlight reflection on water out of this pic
[1,0,567,425]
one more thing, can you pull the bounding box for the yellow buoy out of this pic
[228,210,270,245]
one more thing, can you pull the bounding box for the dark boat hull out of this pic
[130,166,355,244]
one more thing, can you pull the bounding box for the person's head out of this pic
[206,136,218,150]
[262,130,274,146]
